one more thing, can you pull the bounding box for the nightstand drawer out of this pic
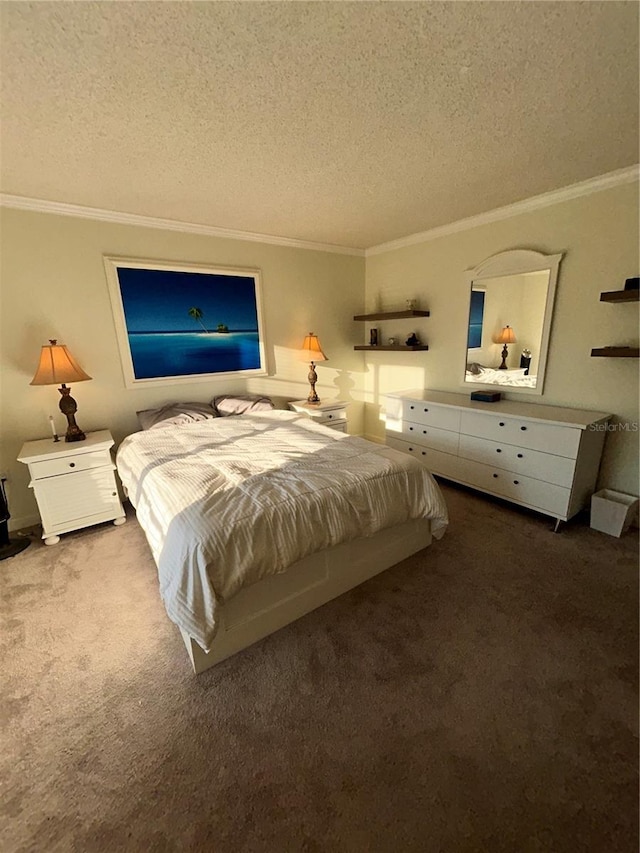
[316,408,347,424]
[28,449,112,480]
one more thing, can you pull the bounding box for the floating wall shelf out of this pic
[599,290,639,303]
[353,310,430,321]
[590,347,639,358]
[354,345,429,352]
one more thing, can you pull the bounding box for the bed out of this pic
[116,405,448,673]
[465,366,537,388]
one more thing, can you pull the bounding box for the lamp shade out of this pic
[30,340,92,386]
[301,333,328,363]
[496,325,517,345]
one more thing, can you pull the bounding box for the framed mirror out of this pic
[462,249,563,395]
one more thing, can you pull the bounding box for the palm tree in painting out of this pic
[217,323,229,333]
[187,306,209,333]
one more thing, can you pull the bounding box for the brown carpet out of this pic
[1,482,638,853]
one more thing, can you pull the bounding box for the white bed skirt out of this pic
[180,517,433,674]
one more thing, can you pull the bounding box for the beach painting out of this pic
[104,257,267,387]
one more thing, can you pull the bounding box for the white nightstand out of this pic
[289,400,348,432]
[18,430,126,545]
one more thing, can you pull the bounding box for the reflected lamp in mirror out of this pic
[30,340,92,442]
[496,325,516,369]
[300,333,328,403]
[463,249,564,395]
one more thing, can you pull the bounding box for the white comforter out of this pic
[466,368,537,387]
[116,410,448,650]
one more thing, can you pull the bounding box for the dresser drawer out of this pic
[398,421,459,454]
[459,434,575,488]
[386,436,460,479]
[402,401,461,432]
[457,457,571,518]
[28,448,113,480]
[460,411,581,459]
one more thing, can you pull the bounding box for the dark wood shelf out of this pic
[354,344,429,352]
[353,310,430,321]
[591,347,640,358]
[599,290,639,303]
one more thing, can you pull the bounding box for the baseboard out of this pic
[8,513,40,533]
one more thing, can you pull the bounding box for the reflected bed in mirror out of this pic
[463,250,563,395]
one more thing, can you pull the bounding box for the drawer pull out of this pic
[328,414,333,419]
[496,448,502,453]
[410,405,415,410]
[409,447,414,451]
[409,426,414,431]
[492,473,498,478]
[423,408,429,413]
[513,480,520,485]
[520,426,527,431]
[69,462,76,468]
[517,453,523,458]
[422,430,427,435]
[421,451,426,456]
[112,492,117,497]
[499,422,505,427]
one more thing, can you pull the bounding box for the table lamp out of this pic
[30,340,92,441]
[300,333,328,403]
[496,325,516,370]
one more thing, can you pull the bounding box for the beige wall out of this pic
[364,181,640,495]
[0,209,365,528]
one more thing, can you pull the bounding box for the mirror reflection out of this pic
[465,270,551,390]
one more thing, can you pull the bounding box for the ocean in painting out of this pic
[129,331,261,379]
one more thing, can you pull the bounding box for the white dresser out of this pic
[385,390,611,527]
[289,400,348,432]
[18,430,126,544]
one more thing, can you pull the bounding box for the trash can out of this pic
[590,490,639,537]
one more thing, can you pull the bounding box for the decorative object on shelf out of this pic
[370,328,378,346]
[496,325,516,369]
[30,340,92,442]
[405,333,420,346]
[470,390,502,403]
[624,277,639,291]
[405,299,417,310]
[388,337,397,345]
[300,332,328,403]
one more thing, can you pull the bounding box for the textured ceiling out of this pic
[1,2,638,249]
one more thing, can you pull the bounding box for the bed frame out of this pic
[179,517,433,674]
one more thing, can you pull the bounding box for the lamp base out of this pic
[307,361,320,404]
[498,344,509,370]
[59,384,86,442]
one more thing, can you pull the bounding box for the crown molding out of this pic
[366,165,640,257]
[0,194,365,257]
[2,164,637,258]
